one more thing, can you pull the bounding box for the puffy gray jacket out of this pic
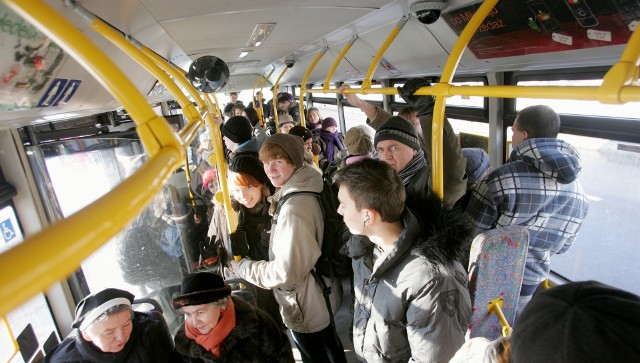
[348,191,474,363]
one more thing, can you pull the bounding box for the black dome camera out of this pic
[410,0,447,25]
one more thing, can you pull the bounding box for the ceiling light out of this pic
[238,50,252,59]
[246,23,276,47]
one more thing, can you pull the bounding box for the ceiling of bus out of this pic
[0,0,630,128]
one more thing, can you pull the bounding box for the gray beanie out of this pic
[263,133,305,169]
[374,116,420,151]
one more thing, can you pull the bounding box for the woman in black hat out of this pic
[226,153,284,329]
[46,288,178,362]
[172,272,294,363]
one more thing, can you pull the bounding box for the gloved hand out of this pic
[397,78,435,116]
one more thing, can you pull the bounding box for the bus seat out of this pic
[132,297,164,314]
[467,225,529,340]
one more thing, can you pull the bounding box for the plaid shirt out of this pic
[466,138,589,289]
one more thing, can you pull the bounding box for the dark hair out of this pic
[277,94,292,104]
[244,107,260,127]
[333,158,405,223]
[232,103,246,113]
[230,92,238,96]
[289,125,312,141]
[398,105,416,119]
[515,105,560,138]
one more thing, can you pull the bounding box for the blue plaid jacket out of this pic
[465,138,589,289]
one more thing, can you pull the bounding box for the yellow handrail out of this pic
[0,0,185,316]
[361,16,408,90]
[487,298,513,337]
[257,69,276,127]
[300,47,328,127]
[323,36,357,93]
[272,66,290,132]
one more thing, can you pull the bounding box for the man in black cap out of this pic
[220,115,263,161]
[374,116,431,213]
[172,272,294,362]
[46,288,178,362]
[340,81,468,205]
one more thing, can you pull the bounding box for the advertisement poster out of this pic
[0,4,66,111]
[442,0,638,59]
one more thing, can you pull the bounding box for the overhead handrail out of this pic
[0,0,185,316]
[362,16,409,90]
[323,36,358,93]
[599,24,640,104]
[272,65,290,132]
[300,47,328,127]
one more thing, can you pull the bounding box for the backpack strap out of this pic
[272,191,321,224]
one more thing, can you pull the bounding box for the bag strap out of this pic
[272,191,321,224]
[310,269,342,348]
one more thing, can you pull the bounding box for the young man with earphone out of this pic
[333,158,474,363]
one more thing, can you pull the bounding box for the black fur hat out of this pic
[171,272,232,309]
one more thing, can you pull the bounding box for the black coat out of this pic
[46,312,178,363]
[174,296,294,363]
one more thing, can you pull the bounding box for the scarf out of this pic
[398,149,428,186]
[319,130,344,162]
[185,299,236,358]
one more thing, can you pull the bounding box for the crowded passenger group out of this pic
[44,81,640,363]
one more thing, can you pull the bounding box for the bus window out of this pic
[25,138,187,298]
[6,294,58,363]
[550,135,640,295]
[343,105,369,131]
[516,79,640,118]
[446,81,486,108]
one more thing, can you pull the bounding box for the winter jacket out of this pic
[347,191,474,363]
[466,138,589,290]
[236,165,342,333]
[368,106,468,205]
[404,166,432,214]
[174,296,294,363]
[46,311,178,363]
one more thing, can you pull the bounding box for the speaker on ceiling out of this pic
[187,56,229,93]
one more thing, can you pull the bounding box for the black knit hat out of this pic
[288,125,313,141]
[263,133,305,169]
[511,281,640,363]
[230,154,269,185]
[171,272,232,309]
[374,116,420,151]
[73,288,134,330]
[221,116,253,144]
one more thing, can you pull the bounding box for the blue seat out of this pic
[467,225,529,340]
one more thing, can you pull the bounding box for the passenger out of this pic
[317,117,345,165]
[455,147,490,209]
[277,93,301,123]
[398,105,421,134]
[243,107,268,145]
[247,91,272,119]
[288,125,319,168]
[306,107,323,130]
[449,280,640,363]
[225,153,285,329]
[465,105,589,315]
[232,102,246,117]
[277,113,297,134]
[46,288,178,363]
[374,116,431,213]
[223,91,243,118]
[333,158,472,362]
[265,85,279,120]
[340,79,468,205]
[341,125,374,166]
[230,134,347,363]
[220,115,261,161]
[172,272,294,363]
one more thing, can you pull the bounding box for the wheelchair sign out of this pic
[0,205,23,246]
[2,218,16,242]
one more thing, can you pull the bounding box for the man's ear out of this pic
[523,130,529,140]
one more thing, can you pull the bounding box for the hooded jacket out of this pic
[46,311,178,363]
[347,191,474,363]
[466,138,589,289]
[174,296,294,363]
[236,165,342,333]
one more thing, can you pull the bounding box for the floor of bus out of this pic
[287,277,358,363]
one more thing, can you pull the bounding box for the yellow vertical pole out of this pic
[323,37,357,93]
[300,47,328,127]
[362,16,408,90]
[273,66,290,132]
